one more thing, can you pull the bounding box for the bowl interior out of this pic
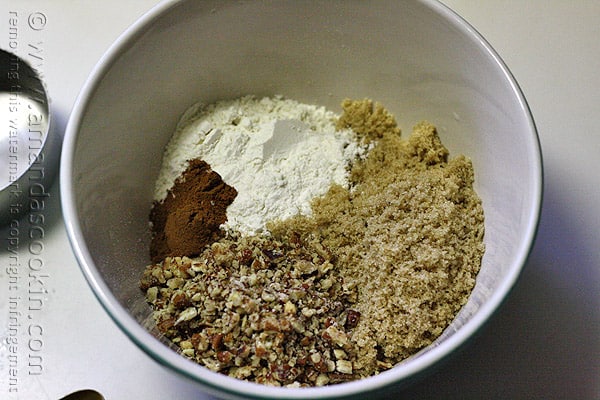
[63,0,541,398]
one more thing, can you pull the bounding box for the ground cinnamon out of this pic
[149,158,237,262]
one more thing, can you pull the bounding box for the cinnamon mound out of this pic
[149,159,237,262]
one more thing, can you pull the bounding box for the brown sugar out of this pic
[270,99,485,372]
[149,159,237,262]
[335,98,401,143]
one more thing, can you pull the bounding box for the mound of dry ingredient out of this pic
[141,98,485,387]
[149,159,237,262]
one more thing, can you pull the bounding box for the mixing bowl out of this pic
[60,1,542,398]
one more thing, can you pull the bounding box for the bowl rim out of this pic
[60,0,543,398]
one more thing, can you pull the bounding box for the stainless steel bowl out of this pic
[1,49,58,224]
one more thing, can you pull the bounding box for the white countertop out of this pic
[1,1,598,399]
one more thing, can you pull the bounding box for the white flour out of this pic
[155,95,363,235]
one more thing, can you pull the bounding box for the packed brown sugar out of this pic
[141,98,485,386]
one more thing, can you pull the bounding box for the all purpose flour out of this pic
[154,95,365,235]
